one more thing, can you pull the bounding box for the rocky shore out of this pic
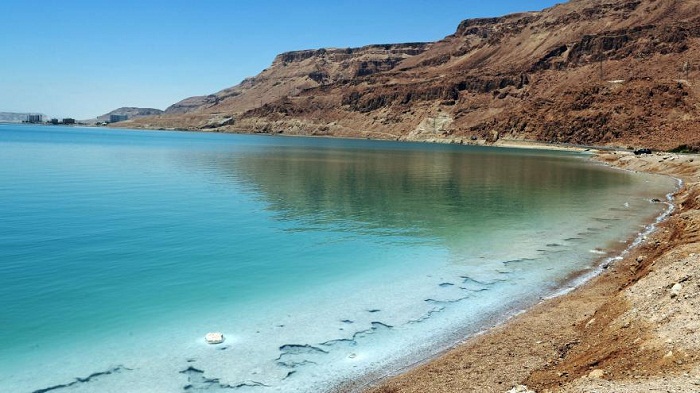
[366,149,700,393]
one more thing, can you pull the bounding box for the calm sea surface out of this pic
[0,124,675,392]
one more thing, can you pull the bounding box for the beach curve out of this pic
[363,147,700,393]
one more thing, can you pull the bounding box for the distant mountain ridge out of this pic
[119,0,700,151]
[84,107,163,124]
[0,112,45,123]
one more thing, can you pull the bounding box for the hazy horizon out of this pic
[1,0,560,119]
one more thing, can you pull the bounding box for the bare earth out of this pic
[366,149,700,393]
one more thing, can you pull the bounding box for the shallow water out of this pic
[0,125,675,392]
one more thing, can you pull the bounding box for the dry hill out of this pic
[83,107,163,124]
[119,0,700,151]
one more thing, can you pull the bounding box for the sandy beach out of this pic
[367,148,700,393]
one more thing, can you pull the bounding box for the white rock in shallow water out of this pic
[204,332,225,344]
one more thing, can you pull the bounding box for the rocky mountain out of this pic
[149,43,431,130]
[120,0,700,151]
[84,107,163,124]
[164,43,430,116]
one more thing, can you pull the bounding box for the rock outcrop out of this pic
[84,107,163,124]
[120,0,700,151]
[162,43,430,118]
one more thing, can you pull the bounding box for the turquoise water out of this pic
[0,124,675,392]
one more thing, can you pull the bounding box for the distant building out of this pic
[27,114,42,123]
[109,114,128,123]
[62,118,76,125]
[50,118,59,125]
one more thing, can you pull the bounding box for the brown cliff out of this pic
[121,0,700,151]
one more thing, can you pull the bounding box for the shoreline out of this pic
[365,147,700,392]
[9,123,694,391]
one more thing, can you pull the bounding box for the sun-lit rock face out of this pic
[122,0,700,151]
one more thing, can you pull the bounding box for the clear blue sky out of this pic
[0,1,561,119]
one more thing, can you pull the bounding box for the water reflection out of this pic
[188,140,636,241]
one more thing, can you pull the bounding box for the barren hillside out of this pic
[120,0,700,151]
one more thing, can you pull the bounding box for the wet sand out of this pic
[366,148,700,393]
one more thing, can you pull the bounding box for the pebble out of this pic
[506,385,535,393]
[671,283,683,298]
[204,332,225,344]
[585,318,596,328]
[589,369,605,379]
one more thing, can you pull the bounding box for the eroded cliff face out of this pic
[122,0,700,151]
[161,43,430,116]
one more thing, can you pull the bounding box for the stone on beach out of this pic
[506,385,534,393]
[670,283,683,298]
[204,332,225,344]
